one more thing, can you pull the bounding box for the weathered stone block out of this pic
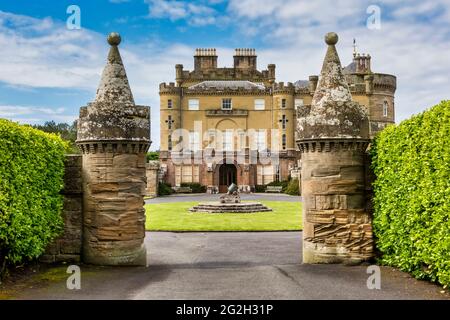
[59,239,82,254]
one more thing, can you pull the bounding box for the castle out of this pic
[159,42,396,193]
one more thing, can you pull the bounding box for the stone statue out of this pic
[219,183,240,203]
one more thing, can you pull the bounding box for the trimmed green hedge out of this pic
[180,183,206,193]
[158,182,173,196]
[370,100,450,287]
[0,119,67,275]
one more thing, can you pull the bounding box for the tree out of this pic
[32,120,79,154]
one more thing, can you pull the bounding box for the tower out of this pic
[76,33,151,266]
[297,33,373,264]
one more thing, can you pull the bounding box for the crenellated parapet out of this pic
[273,81,295,94]
[159,82,182,95]
[345,73,396,95]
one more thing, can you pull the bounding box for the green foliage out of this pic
[370,100,450,287]
[180,183,206,193]
[32,121,78,154]
[0,119,67,275]
[285,178,300,196]
[146,151,159,162]
[158,182,173,196]
[254,185,266,193]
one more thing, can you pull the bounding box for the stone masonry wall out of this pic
[41,155,83,263]
[146,161,160,197]
[300,141,373,263]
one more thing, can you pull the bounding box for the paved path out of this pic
[6,232,449,300]
[146,193,302,204]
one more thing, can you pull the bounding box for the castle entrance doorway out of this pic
[218,164,237,193]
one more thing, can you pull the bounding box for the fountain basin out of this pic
[189,201,272,213]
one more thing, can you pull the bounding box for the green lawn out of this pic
[145,201,302,231]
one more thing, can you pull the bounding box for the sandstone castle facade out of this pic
[159,42,396,193]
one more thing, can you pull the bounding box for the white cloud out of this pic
[1,1,449,150]
[0,105,76,124]
[0,11,203,149]
[225,0,450,122]
[145,0,220,26]
[0,11,104,89]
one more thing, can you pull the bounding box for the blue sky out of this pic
[0,0,449,150]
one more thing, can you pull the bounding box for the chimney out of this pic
[354,53,371,74]
[194,48,217,71]
[233,48,257,70]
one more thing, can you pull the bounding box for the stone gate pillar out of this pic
[76,33,151,266]
[296,33,373,264]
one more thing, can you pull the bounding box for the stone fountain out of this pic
[190,183,272,213]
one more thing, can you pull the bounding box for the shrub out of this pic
[370,100,450,287]
[0,120,67,276]
[158,182,173,196]
[146,151,159,162]
[285,178,300,195]
[180,182,206,193]
[254,185,266,193]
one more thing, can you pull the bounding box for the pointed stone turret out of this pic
[297,32,369,140]
[94,32,135,105]
[296,33,373,264]
[76,33,151,266]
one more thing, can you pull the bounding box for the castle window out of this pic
[168,135,172,151]
[165,115,174,129]
[168,99,173,109]
[383,101,388,117]
[222,98,232,110]
[188,99,199,111]
[189,131,200,151]
[254,99,265,110]
[275,165,280,182]
[279,115,289,130]
[256,130,266,151]
[282,134,287,150]
[281,98,287,108]
[223,131,233,151]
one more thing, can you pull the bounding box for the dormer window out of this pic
[222,98,232,110]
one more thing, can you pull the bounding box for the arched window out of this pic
[383,101,388,117]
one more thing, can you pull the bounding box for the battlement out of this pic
[159,82,181,94]
[273,81,295,93]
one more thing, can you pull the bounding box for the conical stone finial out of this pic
[312,32,352,107]
[297,32,369,140]
[94,32,135,105]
